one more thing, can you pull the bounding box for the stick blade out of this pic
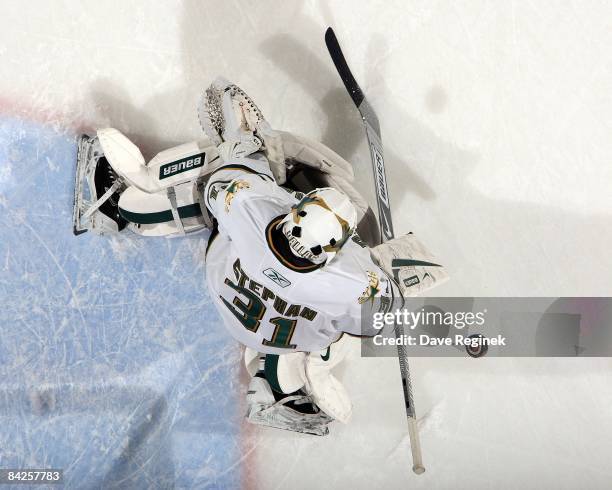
[325,27,365,108]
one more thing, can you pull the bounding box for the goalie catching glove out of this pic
[370,233,449,297]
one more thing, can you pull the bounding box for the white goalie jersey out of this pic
[204,156,390,354]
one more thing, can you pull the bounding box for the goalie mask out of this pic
[279,188,357,265]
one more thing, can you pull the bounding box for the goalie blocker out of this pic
[370,234,449,298]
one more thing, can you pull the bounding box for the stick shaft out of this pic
[325,26,425,475]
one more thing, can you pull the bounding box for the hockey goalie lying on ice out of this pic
[73,77,449,436]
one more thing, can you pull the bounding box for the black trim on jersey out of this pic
[205,221,219,258]
[265,216,324,274]
[208,163,274,182]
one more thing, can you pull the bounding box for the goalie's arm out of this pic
[203,157,292,242]
[204,156,275,208]
[331,260,398,338]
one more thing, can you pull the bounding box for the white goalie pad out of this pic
[97,128,150,190]
[98,128,221,193]
[244,347,260,377]
[304,335,353,424]
[74,129,224,236]
[244,348,307,394]
[244,336,353,425]
[278,130,354,182]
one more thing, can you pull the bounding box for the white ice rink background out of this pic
[0,1,611,489]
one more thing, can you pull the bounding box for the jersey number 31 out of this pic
[221,279,297,349]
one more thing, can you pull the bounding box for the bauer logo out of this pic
[263,268,291,288]
[159,152,206,180]
[371,144,389,206]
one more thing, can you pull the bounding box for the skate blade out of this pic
[72,134,92,235]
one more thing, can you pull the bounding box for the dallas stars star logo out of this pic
[358,271,380,305]
[224,180,250,212]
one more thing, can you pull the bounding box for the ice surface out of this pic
[1,1,612,489]
[0,119,242,488]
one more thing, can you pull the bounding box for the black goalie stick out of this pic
[325,27,426,475]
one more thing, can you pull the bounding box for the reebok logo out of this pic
[263,268,292,288]
[159,152,206,180]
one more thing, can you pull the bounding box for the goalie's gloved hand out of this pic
[370,233,449,297]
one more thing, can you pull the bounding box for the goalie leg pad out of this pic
[264,353,307,394]
[97,128,159,192]
[305,336,353,424]
[246,337,354,425]
[244,350,307,395]
[244,347,260,377]
[305,369,352,424]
